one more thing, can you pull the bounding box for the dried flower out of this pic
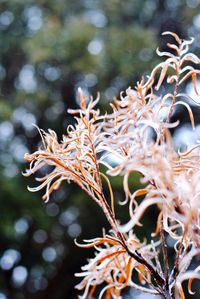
[24,32,200,299]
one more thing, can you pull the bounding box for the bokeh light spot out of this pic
[33,229,48,244]
[14,218,29,235]
[0,249,21,270]
[42,247,57,262]
[12,266,28,287]
[67,223,81,238]
[88,39,104,55]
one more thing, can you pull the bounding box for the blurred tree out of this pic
[0,0,199,298]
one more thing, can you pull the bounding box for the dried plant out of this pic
[23,32,200,299]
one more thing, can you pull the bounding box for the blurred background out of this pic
[0,0,200,298]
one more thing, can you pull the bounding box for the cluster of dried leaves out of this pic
[24,32,200,299]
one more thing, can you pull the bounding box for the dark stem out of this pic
[160,217,169,288]
[120,227,176,299]
[126,247,165,289]
[169,232,185,296]
[167,72,180,123]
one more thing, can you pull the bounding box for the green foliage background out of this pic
[0,0,199,298]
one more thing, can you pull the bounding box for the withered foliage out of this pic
[24,32,200,299]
